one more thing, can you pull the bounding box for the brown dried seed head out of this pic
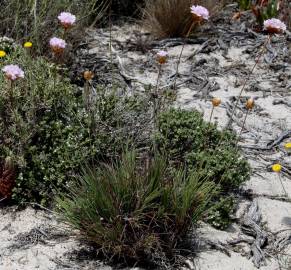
[157,56,167,65]
[246,98,255,110]
[83,71,94,81]
[212,97,221,107]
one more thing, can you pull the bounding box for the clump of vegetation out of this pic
[57,150,216,268]
[0,0,106,55]
[157,109,250,190]
[156,109,250,229]
[238,0,289,28]
[0,40,150,205]
[142,0,224,38]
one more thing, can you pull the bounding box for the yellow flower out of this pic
[272,164,282,173]
[285,143,291,151]
[0,50,6,58]
[24,42,33,48]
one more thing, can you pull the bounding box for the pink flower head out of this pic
[2,65,24,81]
[157,50,168,58]
[58,12,76,29]
[157,50,168,64]
[190,5,209,21]
[263,18,286,34]
[49,37,67,54]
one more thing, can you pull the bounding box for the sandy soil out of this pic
[1,5,291,270]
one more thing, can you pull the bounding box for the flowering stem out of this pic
[153,64,162,129]
[227,35,270,128]
[173,21,196,91]
[236,109,249,147]
[209,106,214,122]
[84,81,90,111]
[8,80,15,110]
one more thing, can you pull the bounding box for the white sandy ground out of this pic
[1,23,291,269]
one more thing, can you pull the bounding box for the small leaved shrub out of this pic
[156,108,250,191]
[205,196,236,229]
[57,150,217,267]
[0,41,150,205]
[156,109,250,229]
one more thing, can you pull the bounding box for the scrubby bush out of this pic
[156,109,250,191]
[57,150,216,267]
[156,109,250,229]
[142,0,225,39]
[0,40,150,205]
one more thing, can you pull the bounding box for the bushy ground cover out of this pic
[1,0,288,268]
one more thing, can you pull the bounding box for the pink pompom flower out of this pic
[157,50,168,64]
[190,5,209,21]
[49,37,67,54]
[263,18,286,34]
[2,65,24,81]
[58,12,76,29]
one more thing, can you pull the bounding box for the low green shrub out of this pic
[0,41,150,205]
[205,196,236,230]
[57,150,217,267]
[156,109,250,229]
[156,108,250,191]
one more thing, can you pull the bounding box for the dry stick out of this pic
[278,173,288,197]
[173,21,196,91]
[236,109,249,147]
[227,35,270,128]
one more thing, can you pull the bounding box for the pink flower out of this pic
[263,18,286,34]
[49,37,67,54]
[190,5,209,21]
[2,65,24,81]
[58,12,76,29]
[157,50,168,64]
[157,50,168,58]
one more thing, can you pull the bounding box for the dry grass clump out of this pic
[142,0,225,38]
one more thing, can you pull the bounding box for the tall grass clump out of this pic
[0,0,107,55]
[142,0,224,38]
[57,150,216,267]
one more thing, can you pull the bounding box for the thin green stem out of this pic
[173,21,196,91]
[228,35,270,128]
[209,106,214,123]
[154,64,162,129]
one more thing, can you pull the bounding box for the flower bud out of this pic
[83,71,94,81]
[212,97,221,107]
[246,98,254,110]
[157,50,168,65]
